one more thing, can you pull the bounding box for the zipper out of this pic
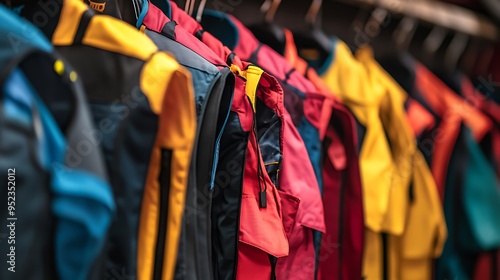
[268,255,277,280]
[249,96,267,209]
[153,149,173,280]
[382,233,388,280]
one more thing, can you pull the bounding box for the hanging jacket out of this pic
[19,1,197,279]
[414,63,492,198]
[321,42,415,236]
[461,77,500,280]
[201,11,325,192]
[360,48,447,280]
[139,4,274,279]
[461,77,500,178]
[380,54,499,280]
[282,28,365,280]
[136,2,234,279]
[303,39,447,279]
[0,5,114,280]
[229,64,290,280]
[194,42,291,280]
[198,11,328,280]
[164,4,328,279]
[142,3,291,279]
[412,65,500,278]
[458,76,500,280]
[308,39,411,280]
[206,45,292,280]
[169,6,331,280]
[431,70,500,254]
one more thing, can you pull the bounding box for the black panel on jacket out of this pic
[0,110,54,280]
[212,111,248,280]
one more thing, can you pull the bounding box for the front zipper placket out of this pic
[153,149,173,280]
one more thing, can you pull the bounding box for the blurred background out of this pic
[173,0,500,79]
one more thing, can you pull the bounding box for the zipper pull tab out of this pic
[259,190,267,208]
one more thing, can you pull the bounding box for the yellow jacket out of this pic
[318,41,446,279]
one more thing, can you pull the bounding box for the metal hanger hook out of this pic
[260,0,281,23]
[305,0,322,26]
[195,0,207,22]
[393,17,418,50]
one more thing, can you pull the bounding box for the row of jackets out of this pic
[0,0,499,279]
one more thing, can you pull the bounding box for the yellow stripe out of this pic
[139,52,177,115]
[83,15,158,61]
[137,53,196,280]
[52,0,87,45]
[160,66,195,280]
[53,0,159,61]
[243,65,264,112]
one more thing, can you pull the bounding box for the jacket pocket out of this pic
[239,193,289,258]
[277,190,300,236]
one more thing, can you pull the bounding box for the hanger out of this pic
[422,25,448,57]
[392,16,418,51]
[131,0,143,20]
[444,32,469,73]
[248,0,286,55]
[262,0,281,23]
[305,0,321,25]
[195,0,207,22]
[185,0,195,16]
[293,0,332,64]
[344,0,498,41]
[358,7,388,47]
[409,25,446,69]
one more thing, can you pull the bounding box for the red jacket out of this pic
[167,3,302,279]
[282,28,364,280]
[196,10,364,280]
[221,14,327,280]
[144,4,289,279]
[168,3,328,279]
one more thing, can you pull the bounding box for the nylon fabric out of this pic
[0,7,114,280]
[282,29,364,280]
[17,1,197,279]
[139,8,235,278]
[311,41,447,279]
[321,43,413,235]
[413,63,492,197]
[195,12,328,280]
[236,66,290,279]
[380,54,500,280]
[460,77,500,280]
[1,70,55,280]
[142,6,269,279]
[140,6,252,280]
[138,57,196,280]
[164,6,294,279]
